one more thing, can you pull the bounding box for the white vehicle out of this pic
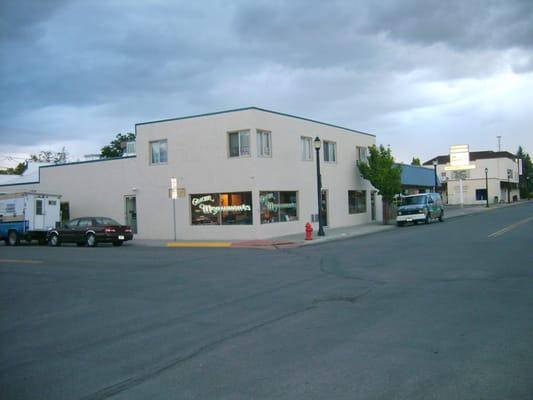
[0,192,62,245]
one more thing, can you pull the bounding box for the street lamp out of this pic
[484,168,489,208]
[507,170,512,203]
[313,136,325,236]
[527,176,531,200]
[432,160,438,192]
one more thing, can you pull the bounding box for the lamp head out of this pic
[313,136,321,150]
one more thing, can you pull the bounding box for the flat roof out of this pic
[135,106,375,137]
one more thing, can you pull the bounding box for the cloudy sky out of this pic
[1,0,532,167]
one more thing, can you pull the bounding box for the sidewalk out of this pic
[132,201,527,249]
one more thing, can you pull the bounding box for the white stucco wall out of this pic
[0,108,381,240]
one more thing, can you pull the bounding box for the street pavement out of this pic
[0,202,532,399]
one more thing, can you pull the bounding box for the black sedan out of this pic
[47,217,133,247]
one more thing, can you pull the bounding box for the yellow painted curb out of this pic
[166,242,232,248]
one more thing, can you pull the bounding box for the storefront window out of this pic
[260,191,298,224]
[348,190,366,214]
[191,192,252,225]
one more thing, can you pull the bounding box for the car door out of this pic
[60,218,80,242]
[74,218,92,243]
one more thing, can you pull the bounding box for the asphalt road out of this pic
[1,202,532,400]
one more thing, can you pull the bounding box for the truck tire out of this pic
[7,231,20,246]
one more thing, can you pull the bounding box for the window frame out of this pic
[260,191,299,224]
[348,190,367,214]
[149,139,168,165]
[323,140,337,163]
[256,130,272,158]
[300,136,313,161]
[356,146,367,162]
[228,130,251,158]
[190,192,253,225]
[35,199,43,215]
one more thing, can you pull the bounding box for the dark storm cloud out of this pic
[0,0,532,160]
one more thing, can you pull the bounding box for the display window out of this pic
[348,190,367,214]
[191,192,252,225]
[260,191,298,224]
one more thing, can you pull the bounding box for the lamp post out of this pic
[527,176,531,200]
[432,160,438,192]
[507,170,511,203]
[313,136,325,236]
[484,168,489,208]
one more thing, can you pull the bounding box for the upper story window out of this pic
[301,136,313,161]
[356,146,367,162]
[324,141,337,162]
[257,130,272,157]
[150,139,168,164]
[228,130,250,157]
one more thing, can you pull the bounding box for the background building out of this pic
[424,151,520,205]
[398,164,440,195]
[0,107,381,240]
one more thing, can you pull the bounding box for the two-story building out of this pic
[0,107,381,240]
[424,151,520,205]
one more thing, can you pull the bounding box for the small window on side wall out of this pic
[348,190,367,214]
[324,141,337,162]
[301,137,313,161]
[228,130,250,157]
[257,130,272,157]
[150,139,168,164]
[356,146,367,162]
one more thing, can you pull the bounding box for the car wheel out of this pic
[86,233,97,247]
[48,233,60,246]
[439,211,444,222]
[425,213,431,224]
[7,231,19,246]
[112,241,123,247]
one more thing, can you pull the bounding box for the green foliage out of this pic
[0,161,28,175]
[411,157,421,166]
[100,133,136,158]
[30,148,68,163]
[357,145,402,202]
[516,146,532,198]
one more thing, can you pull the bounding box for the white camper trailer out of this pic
[0,192,62,245]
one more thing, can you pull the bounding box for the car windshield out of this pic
[401,195,428,206]
[94,217,120,226]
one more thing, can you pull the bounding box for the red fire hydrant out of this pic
[305,222,313,240]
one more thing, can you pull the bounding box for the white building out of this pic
[0,107,381,240]
[424,151,520,205]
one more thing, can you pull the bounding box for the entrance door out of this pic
[320,189,328,227]
[371,191,376,221]
[125,196,138,233]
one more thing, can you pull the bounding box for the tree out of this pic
[411,157,421,166]
[357,145,402,224]
[100,133,136,158]
[30,147,68,164]
[0,161,27,175]
[516,146,532,198]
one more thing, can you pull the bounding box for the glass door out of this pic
[125,196,137,233]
